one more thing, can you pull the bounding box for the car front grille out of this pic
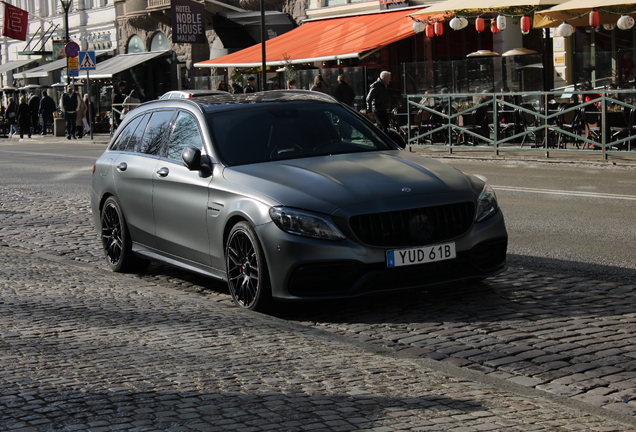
[349,202,475,247]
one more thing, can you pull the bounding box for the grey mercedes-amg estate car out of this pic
[91,90,507,311]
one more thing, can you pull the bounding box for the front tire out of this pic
[100,196,138,272]
[226,221,272,311]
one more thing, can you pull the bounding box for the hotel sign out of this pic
[171,0,206,44]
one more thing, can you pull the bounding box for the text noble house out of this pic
[171,0,206,44]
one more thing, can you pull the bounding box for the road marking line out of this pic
[492,185,636,201]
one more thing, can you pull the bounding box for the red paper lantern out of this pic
[520,15,531,34]
[434,22,444,36]
[490,20,499,34]
[425,23,435,38]
[475,17,485,32]
[589,9,600,27]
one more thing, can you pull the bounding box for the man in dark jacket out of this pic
[244,76,256,93]
[231,82,243,94]
[28,92,40,134]
[366,71,392,132]
[334,74,355,107]
[60,85,80,139]
[39,90,56,135]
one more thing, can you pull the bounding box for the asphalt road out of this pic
[437,158,636,284]
[0,139,102,199]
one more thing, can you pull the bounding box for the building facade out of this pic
[1,0,116,88]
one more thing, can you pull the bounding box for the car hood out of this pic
[223,151,477,214]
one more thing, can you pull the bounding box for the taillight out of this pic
[92,164,96,174]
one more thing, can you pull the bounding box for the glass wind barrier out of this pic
[397,89,636,160]
[402,54,545,96]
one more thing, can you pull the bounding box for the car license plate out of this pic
[386,242,456,268]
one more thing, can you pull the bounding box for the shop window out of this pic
[127,35,146,54]
[150,32,170,52]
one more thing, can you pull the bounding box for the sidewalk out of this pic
[1,244,635,431]
[3,131,112,145]
[410,146,636,167]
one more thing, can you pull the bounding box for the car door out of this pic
[110,112,160,249]
[152,110,214,267]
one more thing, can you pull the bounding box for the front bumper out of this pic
[256,210,508,300]
[287,237,507,297]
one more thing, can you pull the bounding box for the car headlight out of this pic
[475,184,498,222]
[269,207,345,240]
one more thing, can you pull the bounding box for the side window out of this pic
[167,111,204,162]
[124,113,150,153]
[109,114,144,152]
[138,110,175,156]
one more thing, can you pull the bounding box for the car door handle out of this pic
[156,167,170,177]
[116,162,127,171]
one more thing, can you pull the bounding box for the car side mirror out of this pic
[182,145,212,177]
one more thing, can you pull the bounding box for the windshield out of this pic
[206,102,394,166]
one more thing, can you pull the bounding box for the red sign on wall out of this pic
[1,2,28,41]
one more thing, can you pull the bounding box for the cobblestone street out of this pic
[1,184,636,431]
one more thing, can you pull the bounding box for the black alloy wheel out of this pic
[226,221,272,311]
[100,196,136,272]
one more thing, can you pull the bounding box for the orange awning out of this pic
[195,8,438,68]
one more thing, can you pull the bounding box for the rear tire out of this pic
[225,221,272,311]
[100,196,139,272]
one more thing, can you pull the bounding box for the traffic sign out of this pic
[65,41,80,58]
[67,57,79,69]
[79,51,96,70]
[67,56,79,78]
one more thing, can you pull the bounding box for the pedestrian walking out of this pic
[244,76,256,93]
[366,71,392,132]
[5,97,17,137]
[334,74,355,107]
[39,90,56,135]
[75,93,87,138]
[231,82,243,94]
[17,96,32,139]
[310,74,331,95]
[121,89,140,119]
[28,92,40,134]
[60,85,80,139]
[111,81,127,129]
[83,94,95,135]
[216,81,229,92]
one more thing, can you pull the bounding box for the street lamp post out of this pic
[260,0,266,90]
[60,0,72,42]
